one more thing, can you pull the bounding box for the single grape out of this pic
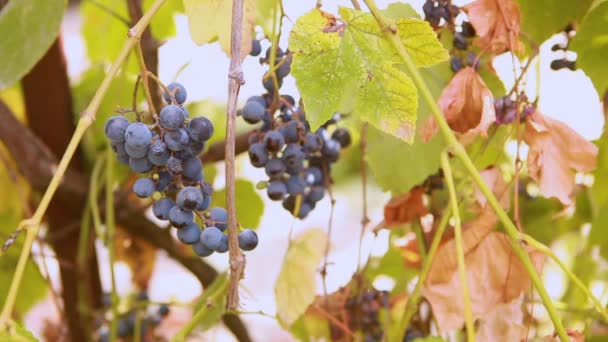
[177,222,201,244]
[261,111,272,131]
[321,138,341,163]
[125,122,152,149]
[267,181,287,200]
[200,226,225,251]
[265,158,286,179]
[238,229,258,251]
[303,132,323,153]
[209,207,228,231]
[264,131,285,153]
[215,234,229,253]
[280,108,294,122]
[250,39,262,57]
[296,202,313,219]
[248,143,269,167]
[133,178,155,198]
[276,58,291,79]
[147,140,170,166]
[331,128,351,148]
[282,195,296,212]
[263,76,283,93]
[461,21,476,38]
[159,105,185,131]
[286,175,306,196]
[166,156,183,175]
[187,116,214,142]
[422,0,433,17]
[453,32,468,50]
[117,319,131,338]
[282,144,305,170]
[152,197,175,220]
[280,120,300,143]
[280,94,296,109]
[305,167,323,186]
[155,171,172,192]
[177,186,204,211]
[181,156,203,182]
[450,56,464,73]
[265,46,284,61]
[307,185,325,203]
[192,241,214,257]
[165,128,189,151]
[125,142,148,158]
[197,194,211,211]
[104,116,130,142]
[247,95,267,107]
[158,304,170,317]
[163,82,187,105]
[129,156,154,173]
[241,100,266,124]
[169,206,194,228]
[200,181,213,197]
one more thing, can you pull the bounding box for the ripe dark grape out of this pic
[453,32,468,50]
[125,143,148,158]
[286,175,306,195]
[181,156,203,182]
[158,305,170,317]
[461,21,476,37]
[177,186,203,211]
[267,181,287,200]
[148,142,170,166]
[193,241,214,257]
[197,194,211,211]
[238,229,258,251]
[209,207,228,231]
[276,59,291,78]
[165,128,189,151]
[280,120,300,143]
[159,105,185,131]
[307,186,325,203]
[264,131,285,152]
[215,234,229,253]
[153,198,175,220]
[188,116,214,142]
[177,222,201,244]
[155,171,172,192]
[304,167,323,185]
[200,226,225,251]
[166,156,183,175]
[263,76,283,93]
[125,122,152,149]
[250,39,262,56]
[331,128,351,148]
[450,56,464,73]
[303,132,322,153]
[321,138,341,162]
[265,158,286,179]
[169,206,194,228]
[133,178,155,198]
[163,82,188,105]
[248,143,269,167]
[550,58,576,71]
[242,100,266,124]
[129,156,154,173]
[296,202,313,219]
[104,116,130,142]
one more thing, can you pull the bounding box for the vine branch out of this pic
[360,0,569,340]
[226,0,246,310]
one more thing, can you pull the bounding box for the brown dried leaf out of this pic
[439,67,495,136]
[384,186,428,228]
[523,111,598,206]
[464,0,523,55]
[422,212,545,331]
[114,226,157,289]
[476,296,526,342]
[473,167,510,211]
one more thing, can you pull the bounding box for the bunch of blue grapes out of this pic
[104,82,258,257]
[97,293,170,342]
[242,43,351,219]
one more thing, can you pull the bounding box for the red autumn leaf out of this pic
[523,111,598,206]
[422,210,545,331]
[476,296,526,342]
[464,0,523,54]
[383,186,428,228]
[473,167,511,211]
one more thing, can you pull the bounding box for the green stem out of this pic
[133,309,143,342]
[89,156,106,240]
[395,208,451,342]
[361,1,568,340]
[522,233,608,323]
[171,278,230,342]
[105,147,119,342]
[441,152,475,341]
[0,0,168,327]
[412,220,427,260]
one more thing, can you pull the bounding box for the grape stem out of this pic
[0,0,168,329]
[225,0,246,311]
[441,152,475,341]
[135,42,157,116]
[105,147,119,342]
[360,0,569,340]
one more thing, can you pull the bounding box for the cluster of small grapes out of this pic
[343,289,390,342]
[242,44,351,218]
[249,39,293,94]
[97,293,169,342]
[494,93,535,125]
[550,23,576,71]
[422,0,459,28]
[104,82,258,257]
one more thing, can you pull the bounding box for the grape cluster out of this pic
[97,293,169,342]
[550,23,576,71]
[343,289,390,342]
[104,82,258,257]
[422,0,459,28]
[494,95,534,125]
[241,44,351,219]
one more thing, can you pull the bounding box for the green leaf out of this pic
[289,7,448,144]
[192,273,229,331]
[517,0,592,45]
[254,0,275,36]
[0,0,66,89]
[289,313,331,342]
[382,2,420,20]
[81,0,129,65]
[571,0,608,95]
[0,322,38,342]
[211,179,264,228]
[145,0,183,40]
[275,229,328,328]
[182,0,256,58]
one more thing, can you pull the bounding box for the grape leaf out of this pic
[517,0,592,45]
[275,229,328,328]
[254,0,275,36]
[0,0,66,89]
[382,2,420,20]
[571,0,608,96]
[289,7,448,144]
[183,0,256,59]
[192,273,229,331]
[212,179,264,228]
[0,322,38,342]
[145,0,183,40]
